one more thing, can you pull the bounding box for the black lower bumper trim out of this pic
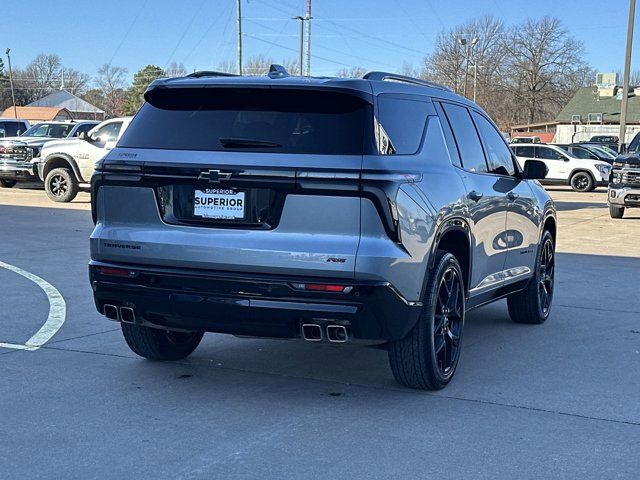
[89,261,422,341]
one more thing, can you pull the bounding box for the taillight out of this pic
[291,283,353,293]
[98,267,137,278]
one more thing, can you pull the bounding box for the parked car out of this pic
[511,144,611,192]
[0,118,30,137]
[554,143,616,164]
[581,136,621,154]
[0,120,99,188]
[37,117,132,202]
[89,67,556,391]
[608,132,640,218]
[511,136,541,144]
[590,135,618,144]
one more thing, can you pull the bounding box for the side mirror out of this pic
[522,160,548,180]
[78,131,88,140]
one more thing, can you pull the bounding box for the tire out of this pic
[45,167,78,202]
[388,250,466,390]
[609,205,625,219]
[507,230,555,324]
[569,171,594,192]
[0,178,17,188]
[121,323,204,361]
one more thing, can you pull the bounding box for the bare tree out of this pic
[95,64,129,118]
[336,66,367,78]
[11,54,91,103]
[216,59,237,74]
[400,62,420,78]
[166,61,187,78]
[244,55,274,76]
[62,68,90,95]
[502,16,591,124]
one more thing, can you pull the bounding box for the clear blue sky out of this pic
[3,0,638,80]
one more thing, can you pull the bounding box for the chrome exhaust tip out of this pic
[327,324,349,343]
[120,306,135,323]
[103,304,119,320]
[301,323,322,341]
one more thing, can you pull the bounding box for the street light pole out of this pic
[619,0,636,152]
[5,48,17,119]
[472,62,478,103]
[458,37,478,98]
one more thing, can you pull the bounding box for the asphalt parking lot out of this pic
[1,184,639,479]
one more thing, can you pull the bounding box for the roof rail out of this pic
[268,64,290,79]
[362,71,451,92]
[186,70,239,78]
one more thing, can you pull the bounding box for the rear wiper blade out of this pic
[219,137,282,149]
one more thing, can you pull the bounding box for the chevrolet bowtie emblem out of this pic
[198,169,233,183]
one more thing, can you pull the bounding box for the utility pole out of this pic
[5,48,17,119]
[619,0,636,153]
[294,16,305,76]
[237,0,243,75]
[305,0,312,76]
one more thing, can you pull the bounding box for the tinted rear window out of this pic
[119,88,372,155]
[377,95,430,154]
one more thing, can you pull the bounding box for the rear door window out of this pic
[441,103,488,173]
[471,111,515,176]
[536,146,565,160]
[570,147,596,160]
[119,88,372,155]
[376,95,430,154]
[514,145,535,157]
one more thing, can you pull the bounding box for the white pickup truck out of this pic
[37,117,132,202]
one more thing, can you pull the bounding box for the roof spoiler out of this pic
[363,71,451,92]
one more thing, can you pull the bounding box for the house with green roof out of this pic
[554,84,640,144]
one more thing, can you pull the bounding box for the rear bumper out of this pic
[89,261,422,341]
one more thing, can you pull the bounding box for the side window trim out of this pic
[433,101,462,167]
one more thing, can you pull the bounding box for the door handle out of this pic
[468,190,483,202]
[507,192,519,201]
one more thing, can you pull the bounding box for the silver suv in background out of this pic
[37,117,132,202]
[89,67,556,390]
[0,120,98,188]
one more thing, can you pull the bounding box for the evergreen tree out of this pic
[126,65,165,115]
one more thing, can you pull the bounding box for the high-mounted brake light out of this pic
[98,267,137,278]
[291,283,353,293]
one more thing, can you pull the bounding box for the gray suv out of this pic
[89,67,556,390]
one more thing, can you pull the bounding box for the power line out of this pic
[165,0,208,68]
[316,18,424,55]
[248,36,353,68]
[107,0,149,65]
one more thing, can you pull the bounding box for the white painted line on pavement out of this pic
[0,260,66,351]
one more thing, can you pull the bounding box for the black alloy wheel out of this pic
[537,236,555,317]
[434,267,464,376]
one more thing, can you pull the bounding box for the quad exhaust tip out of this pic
[327,324,349,343]
[103,304,119,320]
[120,307,135,323]
[301,324,323,341]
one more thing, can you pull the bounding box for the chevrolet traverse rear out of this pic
[89,67,556,390]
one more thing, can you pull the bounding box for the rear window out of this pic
[119,88,372,155]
